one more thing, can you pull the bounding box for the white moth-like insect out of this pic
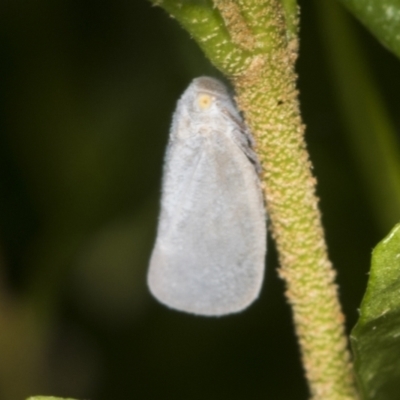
[147,76,267,316]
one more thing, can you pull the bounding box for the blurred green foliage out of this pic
[27,397,78,400]
[339,0,400,59]
[317,0,400,234]
[0,0,399,399]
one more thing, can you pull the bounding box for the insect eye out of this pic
[197,93,214,110]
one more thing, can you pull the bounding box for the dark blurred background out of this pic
[0,0,399,399]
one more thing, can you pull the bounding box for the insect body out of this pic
[147,77,266,316]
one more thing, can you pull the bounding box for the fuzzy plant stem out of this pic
[151,0,359,398]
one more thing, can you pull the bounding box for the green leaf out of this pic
[338,0,400,59]
[351,223,400,399]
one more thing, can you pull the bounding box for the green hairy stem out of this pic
[150,0,359,399]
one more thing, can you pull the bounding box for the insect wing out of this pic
[147,77,266,316]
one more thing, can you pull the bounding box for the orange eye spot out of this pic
[197,93,213,109]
